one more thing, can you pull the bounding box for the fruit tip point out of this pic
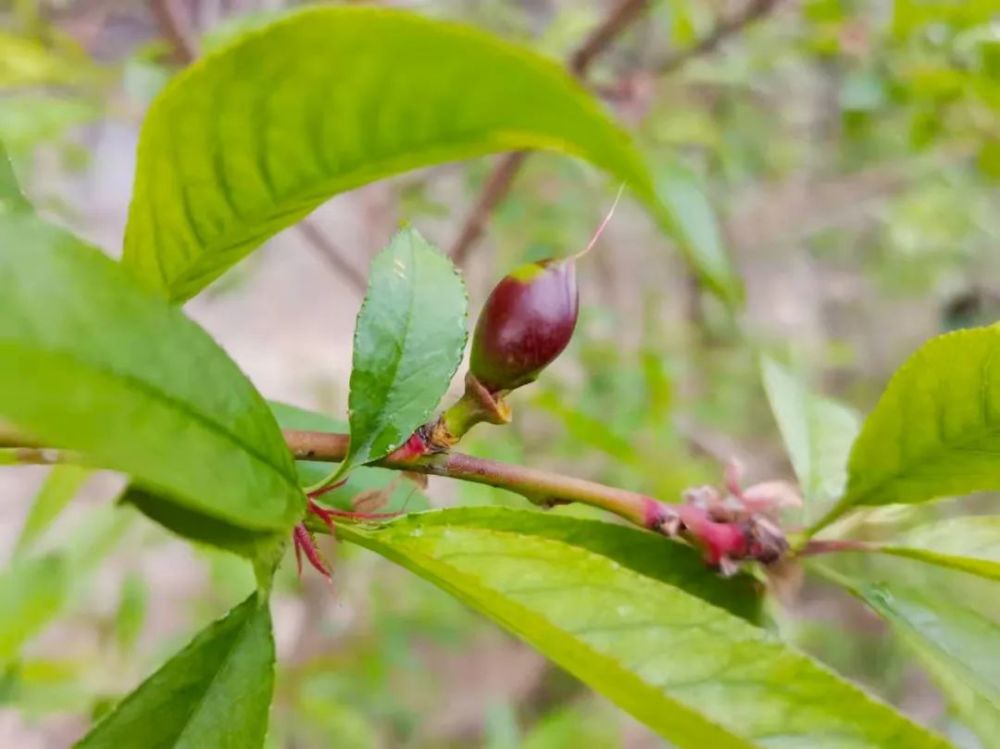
[573,182,626,261]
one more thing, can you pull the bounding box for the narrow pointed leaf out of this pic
[338,509,946,748]
[878,516,1000,581]
[15,465,91,556]
[76,593,275,749]
[0,554,69,663]
[0,215,304,533]
[1,506,131,665]
[657,163,742,305]
[121,6,740,303]
[760,356,860,520]
[818,325,1000,529]
[333,229,466,480]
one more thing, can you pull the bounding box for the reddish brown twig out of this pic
[295,220,367,292]
[448,152,528,267]
[798,538,877,556]
[149,0,198,64]
[285,428,788,573]
[568,0,651,76]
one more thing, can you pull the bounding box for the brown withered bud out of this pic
[470,258,579,393]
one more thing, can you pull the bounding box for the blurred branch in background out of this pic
[295,218,368,291]
[149,0,197,64]
[450,0,786,267]
[147,0,368,292]
[566,0,650,75]
[449,0,650,266]
[654,0,780,76]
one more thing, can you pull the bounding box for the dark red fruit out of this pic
[470,258,578,393]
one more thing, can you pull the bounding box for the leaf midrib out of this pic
[4,341,300,512]
[847,422,1000,505]
[172,607,262,746]
[341,521,945,748]
[148,130,621,295]
[355,237,419,462]
[879,547,1000,582]
[336,522,752,749]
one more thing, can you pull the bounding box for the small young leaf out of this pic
[760,356,860,520]
[1,506,127,666]
[324,229,466,483]
[15,464,91,557]
[121,6,739,304]
[819,563,1000,745]
[338,509,946,748]
[0,215,304,534]
[878,516,1000,582]
[76,593,275,749]
[0,554,69,663]
[818,324,1000,529]
[268,401,430,513]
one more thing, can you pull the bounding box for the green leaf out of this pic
[329,229,467,482]
[0,140,29,212]
[0,94,99,154]
[76,593,275,749]
[657,163,741,304]
[0,554,69,663]
[2,658,94,716]
[355,507,762,621]
[818,325,1000,529]
[62,505,132,575]
[0,214,304,534]
[121,6,740,303]
[15,465,91,557]
[121,487,281,561]
[1,505,130,666]
[760,356,861,521]
[521,702,620,749]
[878,516,1000,582]
[338,508,946,748]
[114,573,149,654]
[269,401,430,513]
[819,563,1000,744]
[0,31,92,87]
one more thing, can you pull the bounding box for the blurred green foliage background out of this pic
[0,0,997,746]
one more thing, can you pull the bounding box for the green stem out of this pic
[427,373,511,449]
